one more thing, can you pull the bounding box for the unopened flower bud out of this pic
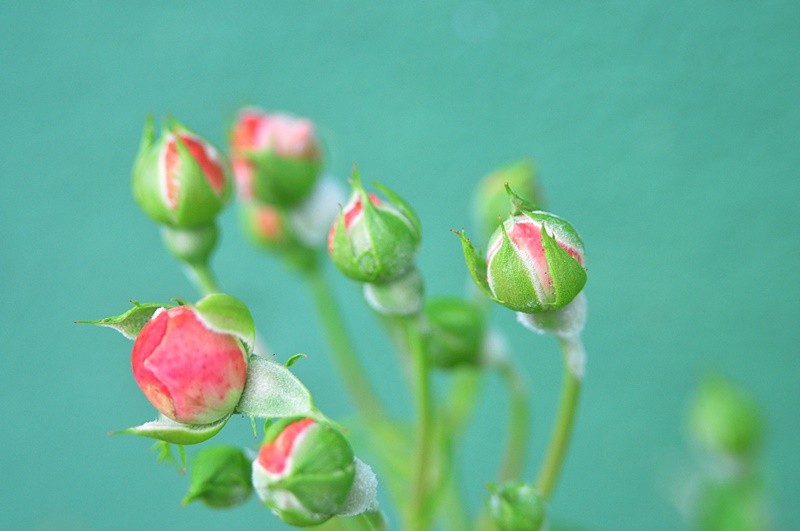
[459,187,586,314]
[182,445,253,508]
[474,159,545,239]
[424,297,485,368]
[230,108,322,206]
[690,375,763,460]
[252,417,356,527]
[131,294,254,425]
[241,201,317,271]
[487,481,546,531]
[133,117,231,228]
[328,169,421,284]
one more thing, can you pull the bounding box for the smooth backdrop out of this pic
[1,2,798,529]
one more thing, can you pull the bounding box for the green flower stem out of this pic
[304,264,386,427]
[535,336,584,499]
[402,314,435,531]
[496,358,529,482]
[186,262,220,295]
[444,368,482,435]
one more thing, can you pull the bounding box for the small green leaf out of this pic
[504,183,538,215]
[454,230,493,298]
[193,293,256,353]
[151,441,187,472]
[77,302,169,340]
[285,353,307,368]
[113,414,229,445]
[234,355,314,418]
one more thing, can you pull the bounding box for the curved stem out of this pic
[535,337,584,499]
[496,358,529,482]
[304,264,386,427]
[402,314,435,531]
[187,262,220,294]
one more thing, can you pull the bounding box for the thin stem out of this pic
[186,262,220,295]
[496,358,529,482]
[535,337,584,499]
[402,314,435,531]
[304,264,386,426]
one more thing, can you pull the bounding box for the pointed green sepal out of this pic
[373,180,421,238]
[234,355,315,418]
[539,225,587,311]
[113,414,230,445]
[454,230,494,299]
[285,353,307,368]
[505,183,538,216]
[182,444,253,508]
[77,301,170,340]
[193,293,256,354]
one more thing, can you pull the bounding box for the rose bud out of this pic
[182,445,253,508]
[240,201,317,271]
[131,294,254,425]
[424,297,486,368]
[487,481,547,531]
[328,168,421,284]
[458,187,586,314]
[132,117,232,229]
[252,417,356,527]
[473,159,545,239]
[689,375,763,460]
[230,108,322,207]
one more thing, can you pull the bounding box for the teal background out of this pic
[1,1,798,529]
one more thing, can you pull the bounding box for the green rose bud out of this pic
[474,159,545,239]
[690,375,763,460]
[230,108,322,207]
[132,117,232,229]
[252,417,356,527]
[328,169,421,284]
[182,445,253,508]
[487,481,546,531]
[424,297,485,368]
[459,186,586,314]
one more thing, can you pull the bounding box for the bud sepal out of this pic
[182,445,253,508]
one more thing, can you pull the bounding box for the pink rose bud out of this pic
[328,168,421,284]
[240,201,317,271]
[132,117,232,229]
[252,417,355,527]
[230,108,322,206]
[131,297,252,425]
[459,187,586,314]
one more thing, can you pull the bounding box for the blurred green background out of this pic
[2,1,798,529]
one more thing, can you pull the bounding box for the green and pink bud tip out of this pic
[252,417,356,527]
[182,445,253,508]
[240,201,317,271]
[328,168,421,284]
[132,117,232,229]
[458,186,586,314]
[473,159,545,240]
[230,108,322,206]
[131,294,255,425]
[487,481,547,531]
